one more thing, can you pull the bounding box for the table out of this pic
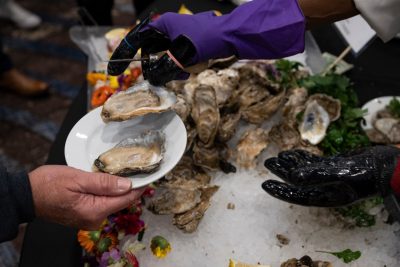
[20,1,400,266]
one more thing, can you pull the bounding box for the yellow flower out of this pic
[150,236,171,259]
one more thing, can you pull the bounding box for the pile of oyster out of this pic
[146,60,342,233]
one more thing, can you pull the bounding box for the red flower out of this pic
[125,252,139,267]
[114,214,145,235]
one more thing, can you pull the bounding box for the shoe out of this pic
[0,0,41,29]
[0,69,49,96]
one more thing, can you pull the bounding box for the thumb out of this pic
[76,172,132,196]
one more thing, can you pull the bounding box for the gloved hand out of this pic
[262,146,400,220]
[29,165,145,230]
[108,0,306,85]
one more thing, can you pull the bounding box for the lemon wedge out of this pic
[229,259,271,267]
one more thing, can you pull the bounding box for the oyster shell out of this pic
[298,94,341,145]
[298,100,331,145]
[173,185,219,233]
[218,113,241,142]
[236,128,269,169]
[197,68,240,107]
[94,130,165,176]
[307,94,341,121]
[193,141,220,171]
[191,85,220,147]
[374,118,400,143]
[241,89,286,124]
[282,87,308,126]
[101,81,176,122]
[270,122,301,150]
[147,185,202,215]
[172,94,191,122]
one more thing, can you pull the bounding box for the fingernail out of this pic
[117,178,132,192]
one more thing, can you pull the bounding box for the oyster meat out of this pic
[191,85,220,147]
[94,130,165,176]
[101,81,176,122]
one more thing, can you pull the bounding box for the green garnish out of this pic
[299,73,370,155]
[317,249,361,263]
[335,197,383,227]
[387,97,400,118]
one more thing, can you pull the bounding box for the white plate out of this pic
[64,107,187,188]
[361,96,400,130]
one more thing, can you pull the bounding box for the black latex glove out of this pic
[107,16,196,86]
[262,146,400,220]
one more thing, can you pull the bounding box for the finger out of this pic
[264,157,291,181]
[279,150,323,166]
[108,16,151,75]
[146,53,189,86]
[96,188,145,217]
[262,180,359,207]
[76,172,132,196]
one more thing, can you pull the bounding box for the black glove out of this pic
[107,16,196,86]
[262,146,400,220]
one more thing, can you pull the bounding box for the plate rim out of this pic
[64,107,187,189]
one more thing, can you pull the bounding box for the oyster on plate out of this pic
[236,128,270,169]
[191,85,220,147]
[298,94,341,145]
[94,130,165,176]
[101,81,176,122]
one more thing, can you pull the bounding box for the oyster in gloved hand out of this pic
[94,130,165,176]
[101,81,176,122]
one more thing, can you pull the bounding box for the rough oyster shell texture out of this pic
[191,85,220,147]
[101,81,176,122]
[94,130,165,176]
[236,128,270,169]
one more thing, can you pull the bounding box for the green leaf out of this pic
[387,97,400,118]
[317,249,361,263]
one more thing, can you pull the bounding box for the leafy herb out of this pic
[274,59,303,89]
[317,249,361,263]
[387,97,400,118]
[299,73,370,155]
[335,197,383,227]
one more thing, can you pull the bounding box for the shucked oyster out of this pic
[94,130,165,176]
[101,81,176,122]
[299,94,341,145]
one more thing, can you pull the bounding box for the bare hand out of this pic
[29,165,144,230]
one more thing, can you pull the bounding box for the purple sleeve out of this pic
[150,0,305,63]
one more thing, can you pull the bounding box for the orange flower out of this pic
[78,230,97,253]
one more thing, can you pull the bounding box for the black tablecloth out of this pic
[20,1,400,266]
